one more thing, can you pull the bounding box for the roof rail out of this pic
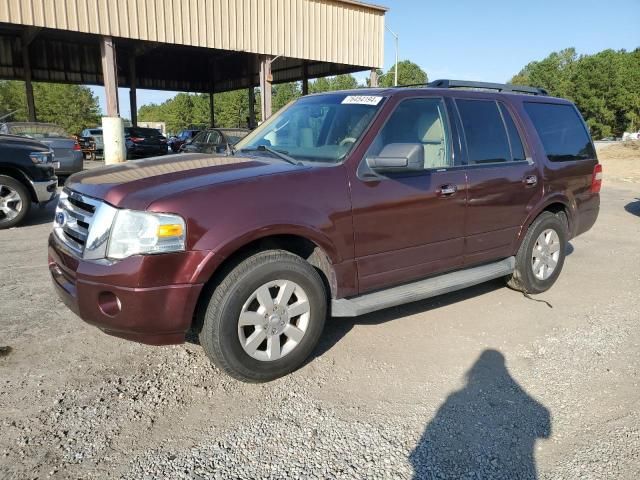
[425,79,548,95]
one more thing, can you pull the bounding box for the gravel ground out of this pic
[1,156,639,479]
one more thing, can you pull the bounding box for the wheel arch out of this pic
[190,231,338,334]
[515,196,574,253]
[0,165,37,202]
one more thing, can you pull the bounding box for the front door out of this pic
[453,98,542,265]
[349,97,467,294]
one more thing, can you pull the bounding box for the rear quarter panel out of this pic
[510,97,599,242]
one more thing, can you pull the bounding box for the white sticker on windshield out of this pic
[341,95,383,106]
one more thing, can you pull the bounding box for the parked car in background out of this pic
[0,134,58,229]
[125,127,168,159]
[0,122,83,177]
[81,127,104,155]
[168,129,200,152]
[49,80,601,382]
[180,128,250,154]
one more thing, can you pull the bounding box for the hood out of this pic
[0,134,51,151]
[66,153,308,210]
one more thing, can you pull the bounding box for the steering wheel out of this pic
[339,137,357,147]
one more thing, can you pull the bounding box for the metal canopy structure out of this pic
[0,0,387,163]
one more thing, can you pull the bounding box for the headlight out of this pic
[106,210,186,260]
[30,151,54,164]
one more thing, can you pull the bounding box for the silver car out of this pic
[0,122,83,176]
[81,127,104,154]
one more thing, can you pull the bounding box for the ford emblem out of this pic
[55,211,66,226]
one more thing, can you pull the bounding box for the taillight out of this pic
[591,163,603,193]
[129,137,145,143]
[73,142,81,151]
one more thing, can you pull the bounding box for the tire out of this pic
[0,175,31,230]
[506,211,568,294]
[199,250,327,382]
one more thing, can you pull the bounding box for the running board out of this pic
[331,257,515,317]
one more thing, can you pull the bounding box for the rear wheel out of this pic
[507,211,567,294]
[199,250,327,382]
[0,176,31,229]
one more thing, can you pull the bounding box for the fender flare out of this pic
[514,194,576,250]
[190,223,340,285]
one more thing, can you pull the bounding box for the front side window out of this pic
[456,99,511,164]
[365,97,452,169]
[235,93,385,164]
[524,102,595,161]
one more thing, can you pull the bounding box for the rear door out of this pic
[350,96,467,293]
[454,98,542,266]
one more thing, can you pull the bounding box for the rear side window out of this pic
[524,102,594,161]
[456,99,511,164]
[499,104,526,162]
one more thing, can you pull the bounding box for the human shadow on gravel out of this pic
[409,350,551,480]
[624,199,640,217]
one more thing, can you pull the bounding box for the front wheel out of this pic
[506,211,568,294]
[199,250,327,382]
[0,176,31,229]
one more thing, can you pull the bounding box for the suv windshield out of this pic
[235,93,385,163]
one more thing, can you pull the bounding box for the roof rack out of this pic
[399,79,548,96]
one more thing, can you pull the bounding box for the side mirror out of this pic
[366,143,424,173]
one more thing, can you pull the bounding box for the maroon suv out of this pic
[49,80,601,382]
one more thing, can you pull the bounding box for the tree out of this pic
[310,74,359,93]
[0,81,100,134]
[379,61,428,87]
[510,48,640,138]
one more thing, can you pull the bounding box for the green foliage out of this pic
[0,80,100,134]
[309,74,359,93]
[510,48,640,138]
[379,60,428,87]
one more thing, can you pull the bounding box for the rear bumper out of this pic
[127,145,167,157]
[48,237,204,345]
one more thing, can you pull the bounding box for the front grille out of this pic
[53,189,102,257]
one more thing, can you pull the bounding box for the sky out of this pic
[91,0,640,117]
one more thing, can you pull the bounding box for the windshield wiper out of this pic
[238,145,302,166]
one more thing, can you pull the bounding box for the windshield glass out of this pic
[7,123,68,138]
[235,93,385,163]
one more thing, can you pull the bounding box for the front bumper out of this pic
[30,178,58,204]
[48,235,205,345]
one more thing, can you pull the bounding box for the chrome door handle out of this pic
[438,184,457,196]
[523,175,538,186]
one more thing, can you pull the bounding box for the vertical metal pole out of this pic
[394,34,398,86]
[302,61,309,95]
[386,26,399,86]
[22,44,36,121]
[100,36,125,164]
[260,56,273,121]
[100,36,120,117]
[369,69,379,88]
[209,92,215,127]
[248,87,255,128]
[129,55,137,126]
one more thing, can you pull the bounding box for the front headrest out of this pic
[417,113,444,143]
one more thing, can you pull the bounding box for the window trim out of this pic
[453,97,531,169]
[497,101,531,163]
[357,95,456,180]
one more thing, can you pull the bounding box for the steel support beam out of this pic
[22,44,36,121]
[129,55,137,126]
[260,56,273,122]
[209,92,215,127]
[369,68,379,88]
[100,36,119,117]
[302,62,309,95]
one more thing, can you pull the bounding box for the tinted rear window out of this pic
[456,99,511,164]
[126,127,162,137]
[524,102,594,161]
